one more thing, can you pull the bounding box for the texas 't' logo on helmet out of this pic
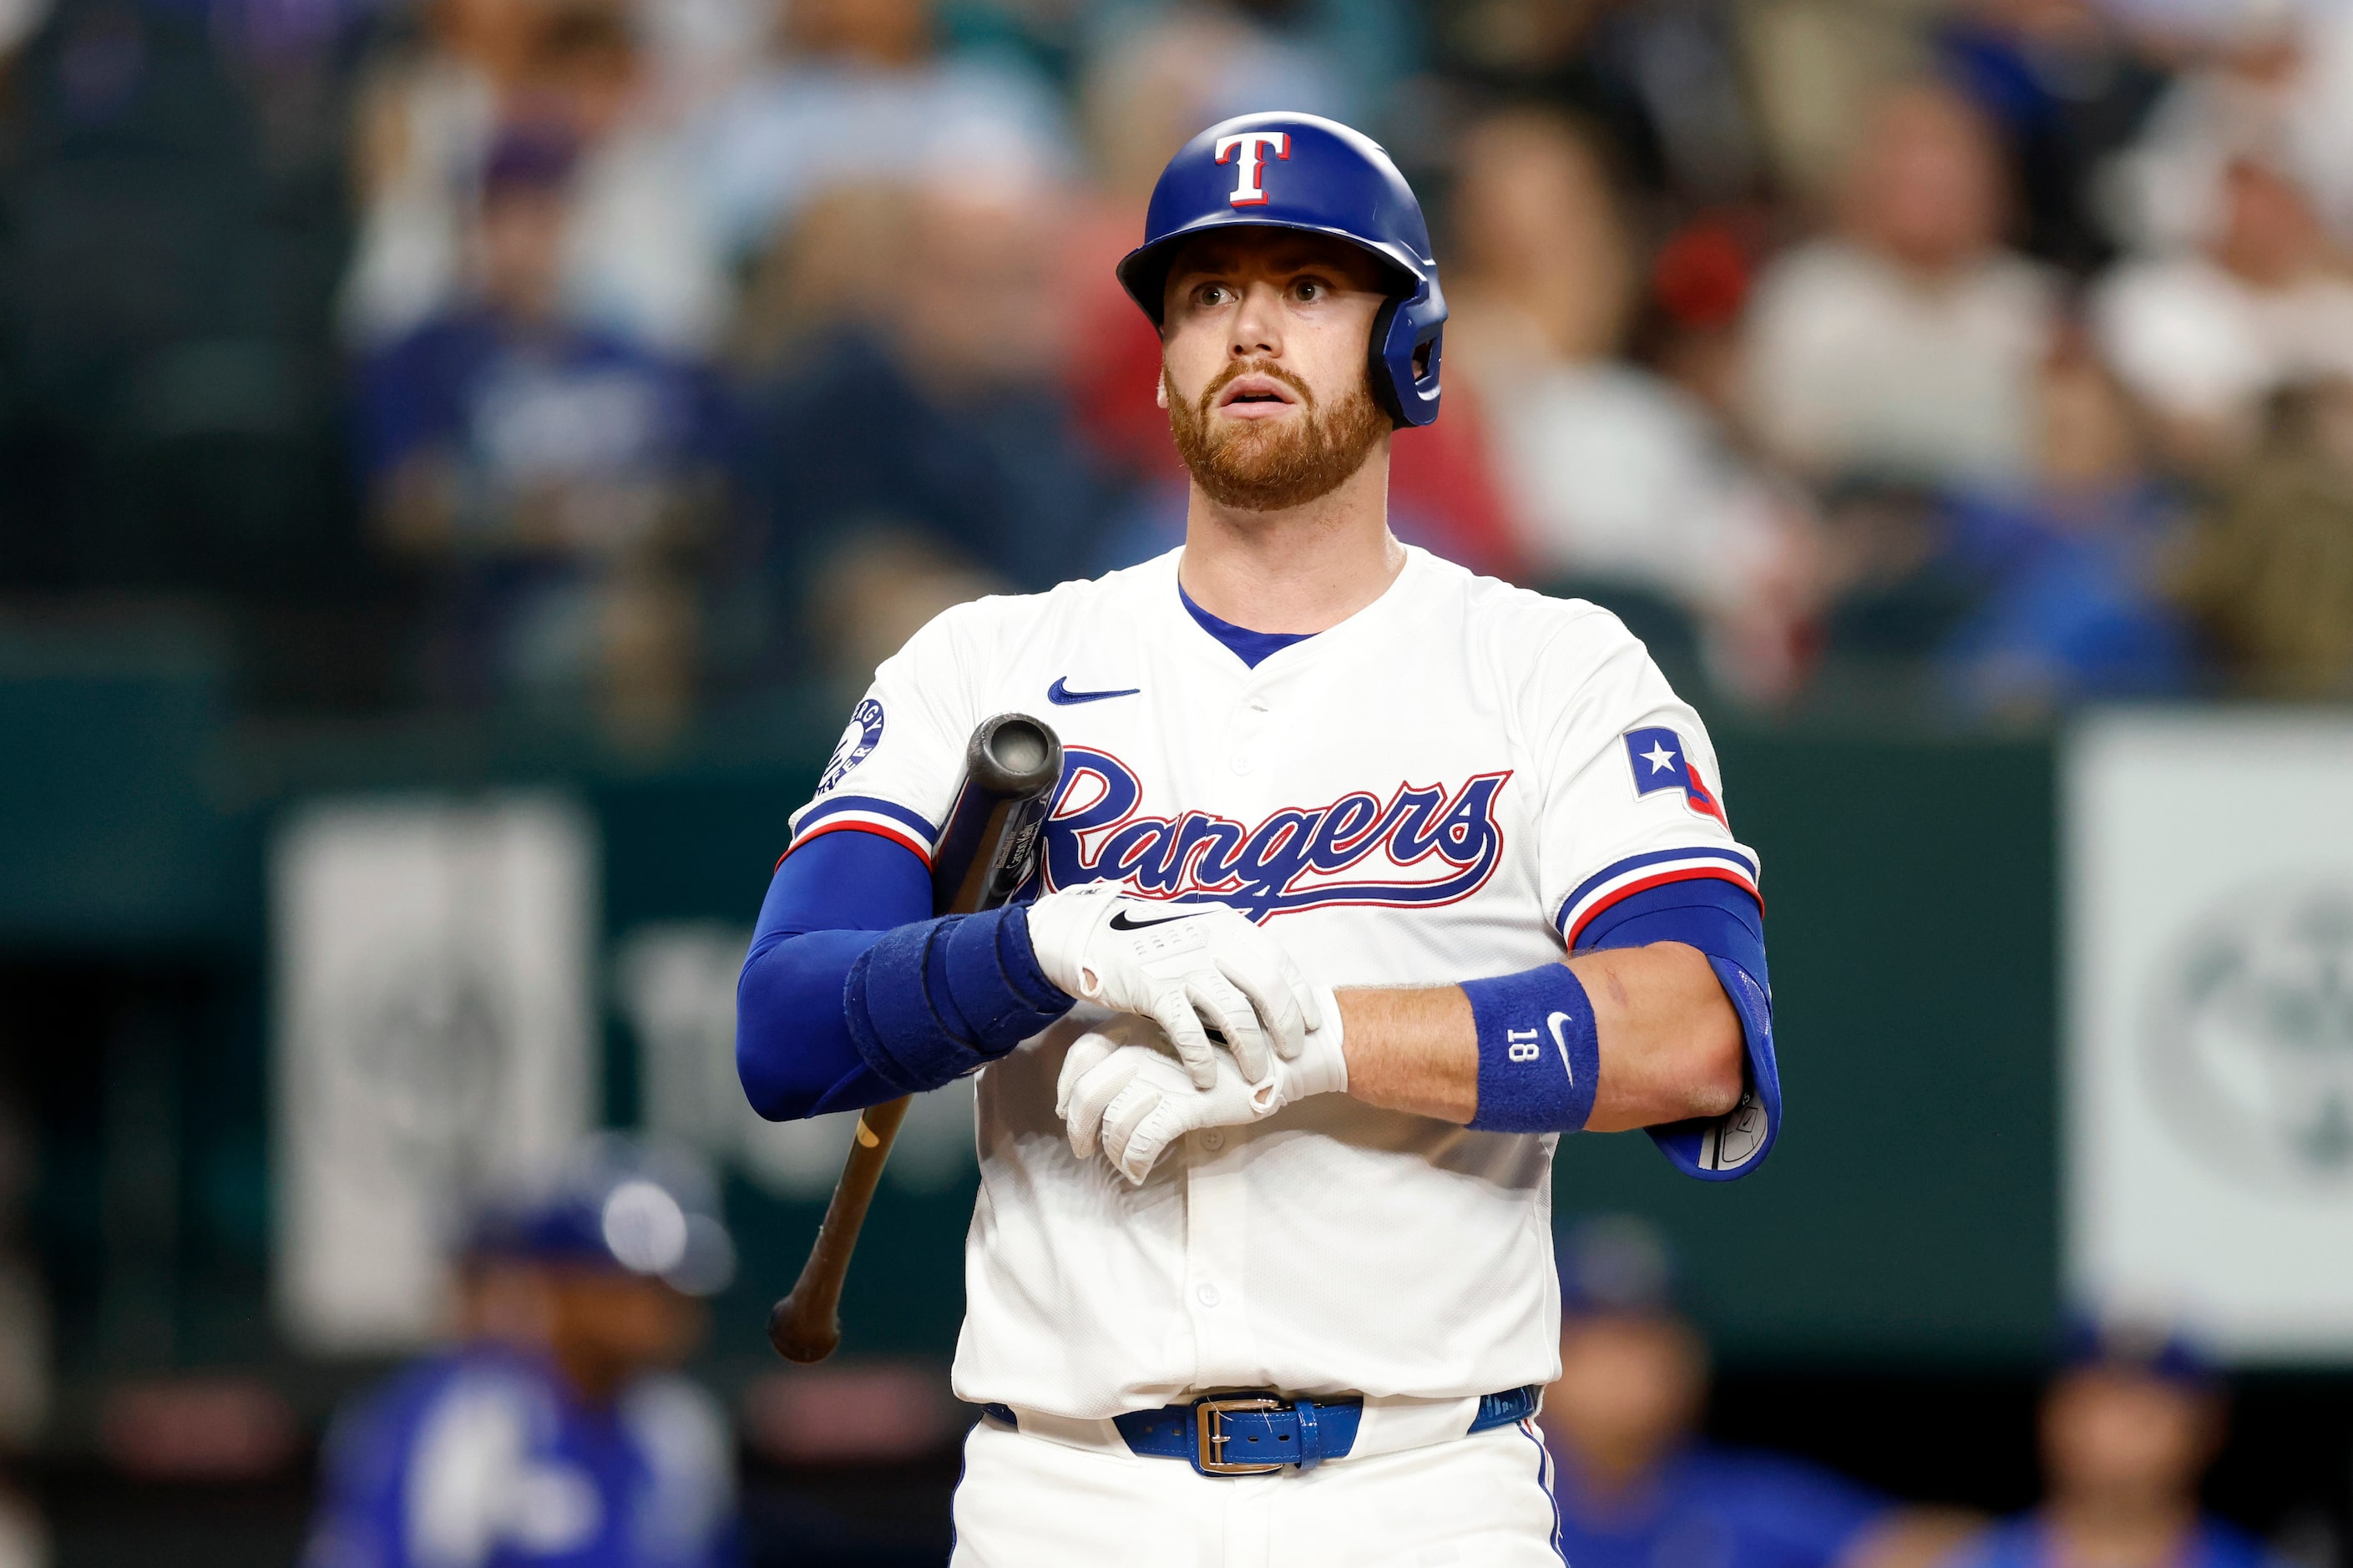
[1215,130,1290,207]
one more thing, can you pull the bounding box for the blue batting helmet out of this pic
[1116,111,1445,428]
[466,1136,736,1297]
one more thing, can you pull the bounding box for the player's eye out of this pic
[1194,282,1232,307]
[1292,278,1325,301]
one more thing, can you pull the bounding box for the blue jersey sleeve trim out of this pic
[1556,845,1762,942]
[787,795,940,862]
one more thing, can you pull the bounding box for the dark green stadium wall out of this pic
[1555,733,2059,1363]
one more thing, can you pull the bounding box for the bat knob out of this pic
[767,1289,843,1363]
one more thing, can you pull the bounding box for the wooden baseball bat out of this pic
[766,711,1065,1363]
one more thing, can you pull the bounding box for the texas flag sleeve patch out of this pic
[1622,727,1729,827]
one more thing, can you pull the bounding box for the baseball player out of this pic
[302,1142,740,1568]
[736,111,1780,1565]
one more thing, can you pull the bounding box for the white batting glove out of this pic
[1055,1003,1348,1184]
[1024,886,1323,1087]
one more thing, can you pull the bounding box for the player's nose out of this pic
[1228,280,1283,359]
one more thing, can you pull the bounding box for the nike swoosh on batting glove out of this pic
[1024,885,1323,1087]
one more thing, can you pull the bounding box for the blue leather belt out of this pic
[981,1385,1540,1476]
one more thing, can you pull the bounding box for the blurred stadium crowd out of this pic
[2,0,2351,742]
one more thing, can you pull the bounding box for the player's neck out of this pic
[1177,447,1404,635]
[2047,1493,2199,1568]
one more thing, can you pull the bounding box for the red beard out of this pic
[1166,358,1389,512]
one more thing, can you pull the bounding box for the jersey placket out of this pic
[1181,675,1284,1387]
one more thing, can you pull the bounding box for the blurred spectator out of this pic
[1433,0,1760,204]
[632,0,772,109]
[1077,0,1407,206]
[1542,1218,1980,1568]
[529,5,733,355]
[1935,0,2171,273]
[345,1,728,355]
[1446,109,1816,696]
[1940,1318,2278,1568]
[1934,335,2194,715]
[744,175,1109,684]
[302,1141,739,1568]
[342,0,545,343]
[1738,0,1940,203]
[2172,377,2353,697]
[1744,81,2061,487]
[688,0,1070,262]
[2093,154,2353,471]
[2105,4,2353,257]
[355,128,731,738]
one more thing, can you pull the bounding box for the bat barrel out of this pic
[969,713,1062,797]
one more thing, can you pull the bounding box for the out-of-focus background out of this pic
[0,0,2348,1561]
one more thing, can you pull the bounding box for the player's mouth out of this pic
[1214,374,1303,420]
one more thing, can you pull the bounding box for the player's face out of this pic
[544,1267,708,1402]
[2041,1368,2219,1508]
[1540,1313,1708,1478]
[1157,230,1393,512]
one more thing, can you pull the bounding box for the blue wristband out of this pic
[843,903,1073,1096]
[1461,962,1600,1134]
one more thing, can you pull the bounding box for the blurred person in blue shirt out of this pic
[688,0,1072,261]
[1541,1217,1978,1568]
[1941,1320,2277,1568]
[302,1140,741,1568]
[356,124,732,734]
[743,170,1114,684]
[1934,334,2194,716]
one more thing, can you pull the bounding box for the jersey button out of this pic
[1197,1284,1222,1308]
[1199,1130,1224,1151]
[1230,754,1254,775]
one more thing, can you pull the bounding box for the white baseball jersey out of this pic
[785,546,1760,1422]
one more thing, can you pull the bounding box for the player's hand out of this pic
[1055,1008,1348,1184]
[1025,886,1323,1087]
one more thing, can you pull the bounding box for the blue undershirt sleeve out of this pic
[736,832,932,1120]
[1572,878,1782,1179]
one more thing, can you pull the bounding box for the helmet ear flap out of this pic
[1369,296,1407,427]
[1370,285,1444,429]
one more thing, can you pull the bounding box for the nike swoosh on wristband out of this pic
[1546,1012,1577,1084]
[1049,677,1142,706]
[1107,908,1206,932]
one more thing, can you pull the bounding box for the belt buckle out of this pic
[1194,1395,1287,1475]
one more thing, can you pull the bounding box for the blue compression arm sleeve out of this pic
[736,832,929,1119]
[736,830,1074,1120]
[1573,878,1781,1179]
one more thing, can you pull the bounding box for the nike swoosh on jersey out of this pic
[1546,1011,1577,1084]
[1048,677,1142,706]
[1106,908,1205,932]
